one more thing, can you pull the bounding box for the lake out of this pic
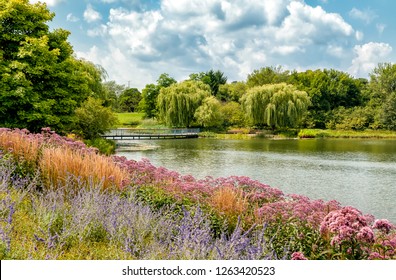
[116,138,396,223]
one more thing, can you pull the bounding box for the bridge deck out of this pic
[102,128,200,140]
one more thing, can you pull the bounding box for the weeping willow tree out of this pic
[194,96,224,128]
[241,83,311,128]
[157,80,210,127]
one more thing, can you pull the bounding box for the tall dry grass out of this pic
[210,186,248,222]
[0,129,41,164]
[0,128,130,191]
[39,147,129,190]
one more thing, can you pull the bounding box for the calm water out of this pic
[116,138,396,223]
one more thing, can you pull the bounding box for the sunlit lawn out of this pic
[116,112,145,127]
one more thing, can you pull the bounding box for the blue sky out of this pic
[30,0,396,89]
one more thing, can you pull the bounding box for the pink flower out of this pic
[373,219,394,234]
[291,252,308,260]
[357,227,375,243]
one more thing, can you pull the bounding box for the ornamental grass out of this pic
[0,128,129,192]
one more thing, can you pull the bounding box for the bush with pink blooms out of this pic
[1,128,395,259]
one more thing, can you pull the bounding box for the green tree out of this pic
[369,63,396,100]
[189,70,227,96]
[139,73,176,118]
[101,80,126,111]
[289,69,362,128]
[220,101,246,127]
[194,96,224,128]
[74,97,118,139]
[0,0,105,133]
[201,70,227,96]
[118,88,141,112]
[157,73,177,88]
[139,83,158,118]
[241,83,310,128]
[157,80,210,127]
[380,92,396,130]
[369,63,396,130]
[217,82,247,102]
[246,66,290,88]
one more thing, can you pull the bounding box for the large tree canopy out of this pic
[157,80,210,127]
[241,83,310,128]
[0,0,105,133]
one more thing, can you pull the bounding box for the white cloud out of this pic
[76,46,155,89]
[349,7,377,24]
[66,13,79,23]
[29,0,62,6]
[84,4,102,23]
[349,42,392,77]
[76,0,362,87]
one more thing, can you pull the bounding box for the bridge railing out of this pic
[103,128,200,137]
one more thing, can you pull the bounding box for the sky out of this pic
[29,0,396,89]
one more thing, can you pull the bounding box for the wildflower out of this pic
[373,219,394,234]
[357,227,375,243]
[369,252,384,260]
[291,252,308,260]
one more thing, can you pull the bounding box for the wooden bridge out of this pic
[102,128,200,140]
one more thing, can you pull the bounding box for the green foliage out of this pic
[326,106,379,130]
[241,83,310,129]
[74,97,118,139]
[201,70,228,96]
[288,69,363,128]
[264,219,328,260]
[101,80,126,111]
[369,63,396,100]
[0,0,106,133]
[217,82,247,102]
[246,66,290,88]
[139,73,176,119]
[220,101,247,127]
[118,88,141,112]
[135,186,177,210]
[298,128,396,138]
[116,112,144,127]
[194,96,224,128]
[157,80,210,127]
[157,73,177,88]
[139,84,159,118]
[380,92,396,130]
[84,138,116,155]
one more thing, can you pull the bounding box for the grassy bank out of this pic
[298,129,396,139]
[1,128,395,260]
[201,128,396,140]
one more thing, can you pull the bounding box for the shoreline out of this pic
[197,129,396,140]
